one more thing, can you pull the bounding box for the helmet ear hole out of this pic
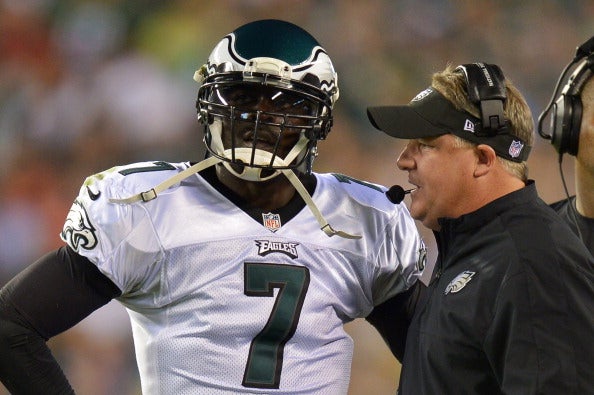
[302,73,321,89]
[318,120,332,140]
[306,122,331,140]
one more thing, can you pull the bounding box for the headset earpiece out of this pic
[551,92,582,156]
[548,55,593,156]
[455,63,508,136]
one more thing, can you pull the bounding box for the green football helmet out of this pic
[194,19,339,181]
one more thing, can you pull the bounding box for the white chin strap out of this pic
[109,157,361,240]
[279,169,361,239]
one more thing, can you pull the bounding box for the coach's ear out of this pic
[474,144,496,177]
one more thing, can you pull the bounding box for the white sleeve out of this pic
[60,163,167,294]
[371,200,426,306]
[317,173,426,307]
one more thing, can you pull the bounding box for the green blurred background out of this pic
[1,0,591,393]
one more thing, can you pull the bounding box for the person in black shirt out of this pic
[366,63,594,394]
[550,199,594,253]
[538,36,594,254]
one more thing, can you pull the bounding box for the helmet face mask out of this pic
[194,19,339,181]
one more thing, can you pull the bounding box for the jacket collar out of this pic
[437,180,537,234]
[430,181,538,276]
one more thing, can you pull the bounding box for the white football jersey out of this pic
[61,161,425,395]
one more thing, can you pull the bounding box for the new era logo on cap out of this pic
[464,119,475,133]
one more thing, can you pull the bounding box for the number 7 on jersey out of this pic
[242,262,310,389]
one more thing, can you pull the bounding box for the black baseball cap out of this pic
[367,87,531,162]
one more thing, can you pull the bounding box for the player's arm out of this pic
[0,246,121,394]
[365,281,422,362]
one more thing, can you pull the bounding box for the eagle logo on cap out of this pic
[411,88,433,102]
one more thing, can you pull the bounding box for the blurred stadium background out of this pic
[1,0,592,393]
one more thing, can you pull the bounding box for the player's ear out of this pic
[474,144,496,177]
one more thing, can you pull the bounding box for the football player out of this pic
[0,19,424,394]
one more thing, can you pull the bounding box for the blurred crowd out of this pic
[1,0,592,394]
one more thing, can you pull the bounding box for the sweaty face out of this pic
[212,84,319,162]
[396,135,478,230]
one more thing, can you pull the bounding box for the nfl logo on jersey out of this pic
[262,212,282,232]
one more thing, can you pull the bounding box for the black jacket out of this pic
[398,182,594,394]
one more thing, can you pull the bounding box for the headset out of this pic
[538,36,594,156]
[455,62,509,137]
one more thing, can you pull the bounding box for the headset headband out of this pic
[456,63,508,135]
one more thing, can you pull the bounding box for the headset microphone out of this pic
[386,185,414,204]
